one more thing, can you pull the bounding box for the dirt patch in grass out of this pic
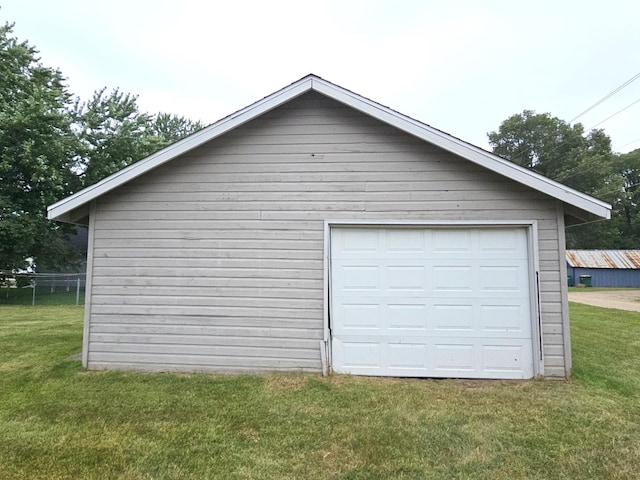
[568,289,640,311]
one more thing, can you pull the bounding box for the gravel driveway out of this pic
[568,289,640,312]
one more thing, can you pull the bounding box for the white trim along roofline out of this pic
[48,74,611,222]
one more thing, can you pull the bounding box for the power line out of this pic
[588,97,640,129]
[618,136,640,150]
[569,71,640,123]
[490,73,640,183]
[592,180,640,202]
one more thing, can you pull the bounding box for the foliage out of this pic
[0,302,639,478]
[565,148,640,248]
[0,23,82,271]
[488,110,615,195]
[489,110,640,248]
[0,21,203,271]
[73,90,203,186]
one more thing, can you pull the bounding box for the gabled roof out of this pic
[48,74,611,224]
[567,250,640,269]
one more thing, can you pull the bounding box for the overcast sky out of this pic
[3,0,640,153]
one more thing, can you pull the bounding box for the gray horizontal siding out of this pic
[88,91,566,375]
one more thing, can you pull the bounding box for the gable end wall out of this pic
[86,92,567,376]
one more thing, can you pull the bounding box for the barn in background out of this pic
[48,75,611,379]
[567,250,640,287]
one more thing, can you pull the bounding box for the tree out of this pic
[0,23,81,271]
[487,110,615,196]
[74,89,203,186]
[576,148,640,249]
[152,112,204,145]
[487,110,638,249]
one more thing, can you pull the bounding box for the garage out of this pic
[49,75,610,377]
[330,225,538,379]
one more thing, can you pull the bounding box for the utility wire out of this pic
[619,136,640,150]
[588,97,640,129]
[592,180,640,201]
[569,71,640,124]
[555,95,640,183]
[502,94,640,184]
[489,73,640,185]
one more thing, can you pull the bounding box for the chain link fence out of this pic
[0,272,86,306]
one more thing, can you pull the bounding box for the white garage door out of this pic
[330,226,535,379]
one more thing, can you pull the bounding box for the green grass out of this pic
[1,304,639,479]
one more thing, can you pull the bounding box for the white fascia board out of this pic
[311,77,611,220]
[48,77,315,221]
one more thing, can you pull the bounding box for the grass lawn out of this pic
[1,304,639,479]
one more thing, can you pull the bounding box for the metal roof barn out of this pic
[566,250,640,287]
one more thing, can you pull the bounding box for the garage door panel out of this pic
[386,303,429,330]
[432,265,473,291]
[432,303,474,331]
[478,228,527,252]
[386,229,427,252]
[432,229,473,252]
[334,340,381,371]
[480,303,527,332]
[481,344,529,374]
[338,265,381,291]
[331,227,535,379]
[339,228,381,253]
[434,344,476,372]
[333,336,533,379]
[387,343,429,369]
[340,303,381,329]
[479,265,528,293]
[334,297,530,338]
[387,266,427,291]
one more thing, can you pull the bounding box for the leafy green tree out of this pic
[487,110,640,249]
[572,148,640,249]
[0,19,204,271]
[74,89,203,186]
[488,110,615,195]
[152,112,204,145]
[0,23,81,271]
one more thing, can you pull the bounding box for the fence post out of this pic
[76,277,80,306]
[32,279,36,306]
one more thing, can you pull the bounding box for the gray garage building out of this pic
[48,75,610,379]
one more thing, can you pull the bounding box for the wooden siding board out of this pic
[89,352,320,369]
[87,363,313,374]
[87,92,565,375]
[93,286,321,299]
[91,276,323,289]
[91,332,320,348]
[97,189,548,207]
[89,313,322,326]
[91,343,321,360]
[90,304,323,318]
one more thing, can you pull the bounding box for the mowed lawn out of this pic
[0,304,639,479]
